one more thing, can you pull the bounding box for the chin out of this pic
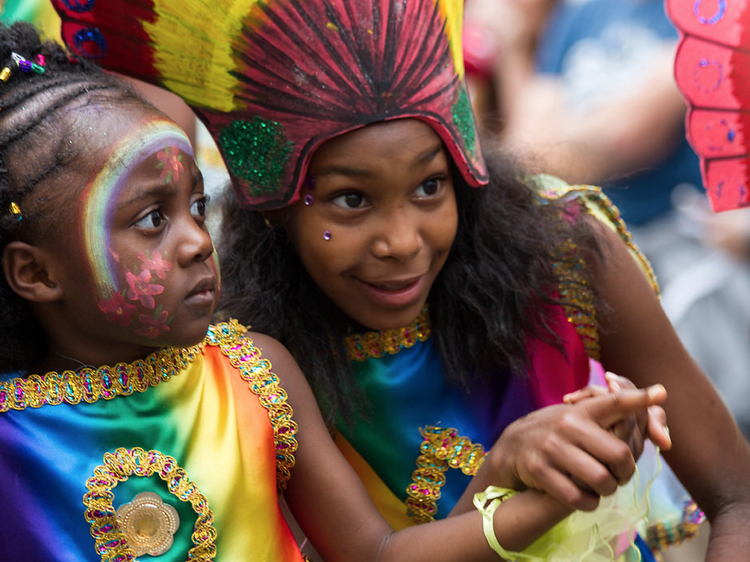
[162,321,212,349]
[355,305,424,332]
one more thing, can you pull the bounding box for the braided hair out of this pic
[0,22,143,373]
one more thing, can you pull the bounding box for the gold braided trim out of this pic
[209,322,298,491]
[83,447,217,562]
[344,308,430,361]
[405,426,487,524]
[0,344,203,412]
[579,187,659,295]
[645,500,706,556]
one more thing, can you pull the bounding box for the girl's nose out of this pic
[177,218,214,266]
[371,209,424,261]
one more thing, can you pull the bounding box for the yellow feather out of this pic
[437,0,464,78]
[145,0,265,111]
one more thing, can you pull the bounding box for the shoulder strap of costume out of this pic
[207,321,298,491]
[526,175,660,360]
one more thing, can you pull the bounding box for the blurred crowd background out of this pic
[462,0,750,445]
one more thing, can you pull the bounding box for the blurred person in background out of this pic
[463,0,750,438]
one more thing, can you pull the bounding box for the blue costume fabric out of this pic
[535,0,703,226]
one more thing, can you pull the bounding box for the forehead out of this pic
[78,113,193,214]
[77,103,192,162]
[310,119,445,168]
[63,106,192,198]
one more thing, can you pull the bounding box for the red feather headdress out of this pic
[52,0,488,210]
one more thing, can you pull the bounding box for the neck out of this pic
[31,343,160,376]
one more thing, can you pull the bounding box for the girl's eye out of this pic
[331,192,366,209]
[415,178,441,198]
[134,209,165,229]
[191,195,209,217]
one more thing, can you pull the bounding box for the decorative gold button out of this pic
[116,491,180,556]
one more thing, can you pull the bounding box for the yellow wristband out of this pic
[473,486,519,560]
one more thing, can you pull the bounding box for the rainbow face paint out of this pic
[81,117,192,300]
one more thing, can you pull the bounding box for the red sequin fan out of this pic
[667,0,750,211]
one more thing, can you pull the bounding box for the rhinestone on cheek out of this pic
[304,194,314,205]
[323,230,332,240]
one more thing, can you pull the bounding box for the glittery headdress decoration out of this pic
[52,0,488,210]
[667,0,750,212]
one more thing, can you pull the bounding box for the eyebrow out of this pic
[314,142,444,177]
[119,169,204,208]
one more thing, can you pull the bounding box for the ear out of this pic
[2,241,63,303]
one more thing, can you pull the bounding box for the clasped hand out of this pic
[486,373,669,512]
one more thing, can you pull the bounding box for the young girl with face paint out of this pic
[0,21,674,562]
[49,0,750,560]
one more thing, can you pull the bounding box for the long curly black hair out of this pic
[0,22,142,374]
[217,149,601,421]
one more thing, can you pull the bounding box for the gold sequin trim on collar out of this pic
[210,322,298,491]
[0,343,203,412]
[84,447,217,562]
[344,307,430,361]
[405,426,486,524]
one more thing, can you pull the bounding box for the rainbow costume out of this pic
[49,0,705,558]
[0,321,305,562]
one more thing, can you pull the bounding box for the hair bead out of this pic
[8,202,22,221]
[10,52,45,75]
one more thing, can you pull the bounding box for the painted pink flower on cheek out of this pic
[139,251,173,280]
[98,293,137,326]
[156,145,183,183]
[136,309,170,338]
[126,270,164,309]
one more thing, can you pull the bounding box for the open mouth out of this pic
[369,280,418,291]
[356,275,424,308]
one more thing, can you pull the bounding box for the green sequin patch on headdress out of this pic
[451,86,478,157]
[218,117,294,197]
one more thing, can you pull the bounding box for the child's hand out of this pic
[563,372,671,455]
[485,383,667,511]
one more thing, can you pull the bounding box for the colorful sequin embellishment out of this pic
[83,447,216,562]
[645,500,706,557]
[218,117,294,197]
[451,85,478,156]
[0,345,202,412]
[539,182,660,360]
[406,426,486,524]
[72,27,108,59]
[344,307,430,361]
[554,233,600,360]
